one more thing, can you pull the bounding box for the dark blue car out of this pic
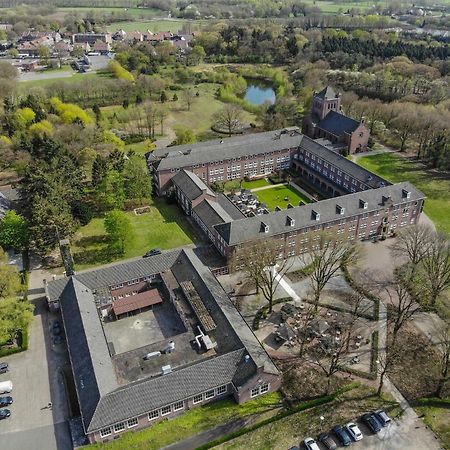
[362,413,382,433]
[332,425,352,446]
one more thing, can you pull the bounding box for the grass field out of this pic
[106,19,197,32]
[242,179,272,190]
[72,199,197,270]
[416,399,450,450]
[19,72,110,88]
[90,392,282,450]
[300,0,387,13]
[58,6,160,17]
[357,153,450,233]
[255,185,311,210]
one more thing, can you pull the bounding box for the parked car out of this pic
[346,422,363,441]
[332,425,352,446]
[0,362,8,374]
[0,409,10,420]
[374,409,392,427]
[0,381,12,394]
[304,437,320,450]
[319,433,338,450]
[52,320,62,335]
[0,396,12,407]
[143,248,162,257]
[362,413,382,433]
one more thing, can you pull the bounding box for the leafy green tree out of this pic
[104,210,133,255]
[173,126,197,145]
[0,211,29,251]
[160,91,167,103]
[92,154,109,187]
[92,104,102,123]
[0,256,22,300]
[96,170,125,211]
[109,149,126,172]
[123,156,151,200]
[0,298,34,344]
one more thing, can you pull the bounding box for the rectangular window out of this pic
[193,394,204,404]
[251,387,260,398]
[205,390,215,400]
[113,422,125,433]
[100,427,112,438]
[127,418,138,428]
[173,401,184,411]
[217,385,227,395]
[260,383,269,394]
[161,405,172,416]
[148,410,159,421]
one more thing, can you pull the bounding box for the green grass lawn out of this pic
[72,199,197,270]
[242,179,272,190]
[58,6,160,17]
[106,19,197,32]
[415,399,450,450]
[90,392,282,450]
[19,72,110,89]
[255,185,311,210]
[300,0,387,13]
[357,153,450,233]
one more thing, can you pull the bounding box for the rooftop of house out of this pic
[214,181,425,245]
[317,110,363,136]
[172,169,215,201]
[299,137,388,189]
[149,127,303,171]
[48,248,278,433]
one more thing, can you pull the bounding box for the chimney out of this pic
[59,239,75,277]
[261,222,269,233]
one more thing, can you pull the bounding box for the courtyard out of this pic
[253,184,312,210]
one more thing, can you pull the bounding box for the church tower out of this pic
[311,86,341,120]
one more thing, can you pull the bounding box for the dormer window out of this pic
[312,210,320,221]
[336,205,345,215]
[402,189,411,199]
[287,216,295,227]
[359,199,368,209]
[261,222,269,233]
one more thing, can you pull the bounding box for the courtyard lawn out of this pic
[415,399,450,450]
[255,185,311,210]
[242,178,272,190]
[357,153,450,233]
[71,199,197,271]
[90,392,282,450]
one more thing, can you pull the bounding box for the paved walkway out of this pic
[250,183,285,192]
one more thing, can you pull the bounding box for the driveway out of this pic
[0,259,72,450]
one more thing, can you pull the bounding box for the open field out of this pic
[416,399,450,450]
[58,6,160,17]
[242,178,272,190]
[357,153,450,233]
[18,71,110,88]
[71,199,197,270]
[89,392,282,450]
[106,18,198,32]
[300,0,387,13]
[255,184,311,210]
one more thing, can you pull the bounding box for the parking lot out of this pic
[0,267,72,450]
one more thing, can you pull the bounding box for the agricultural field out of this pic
[300,0,388,13]
[357,153,450,233]
[255,184,311,210]
[71,199,197,270]
[58,6,160,17]
[106,18,198,33]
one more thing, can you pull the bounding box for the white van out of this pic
[0,380,13,394]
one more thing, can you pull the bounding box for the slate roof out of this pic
[300,137,388,189]
[193,198,234,235]
[150,128,303,171]
[172,169,215,201]
[217,194,246,220]
[316,86,337,100]
[317,110,362,136]
[50,248,279,434]
[60,278,117,433]
[214,182,425,245]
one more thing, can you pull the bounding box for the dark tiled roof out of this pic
[60,278,117,433]
[214,182,425,245]
[151,128,303,171]
[316,86,337,100]
[172,169,215,201]
[193,199,233,235]
[317,111,361,136]
[300,137,388,189]
[217,194,246,220]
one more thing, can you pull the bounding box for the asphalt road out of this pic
[0,264,72,450]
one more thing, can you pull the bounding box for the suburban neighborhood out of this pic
[0,1,449,450]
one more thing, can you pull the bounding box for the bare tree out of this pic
[234,240,293,313]
[376,339,401,396]
[390,224,433,272]
[213,104,244,136]
[421,232,450,306]
[296,304,319,358]
[156,105,168,136]
[435,323,450,398]
[304,233,359,311]
[143,102,158,139]
[182,88,196,111]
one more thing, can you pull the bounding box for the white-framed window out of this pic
[205,390,215,400]
[161,405,172,416]
[217,385,227,395]
[127,417,138,428]
[251,387,260,398]
[113,422,125,433]
[100,427,112,438]
[173,401,184,411]
[148,410,159,421]
[193,394,204,404]
[260,383,269,394]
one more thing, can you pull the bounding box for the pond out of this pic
[243,79,276,106]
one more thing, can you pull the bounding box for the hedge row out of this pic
[0,329,29,358]
[252,296,293,331]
